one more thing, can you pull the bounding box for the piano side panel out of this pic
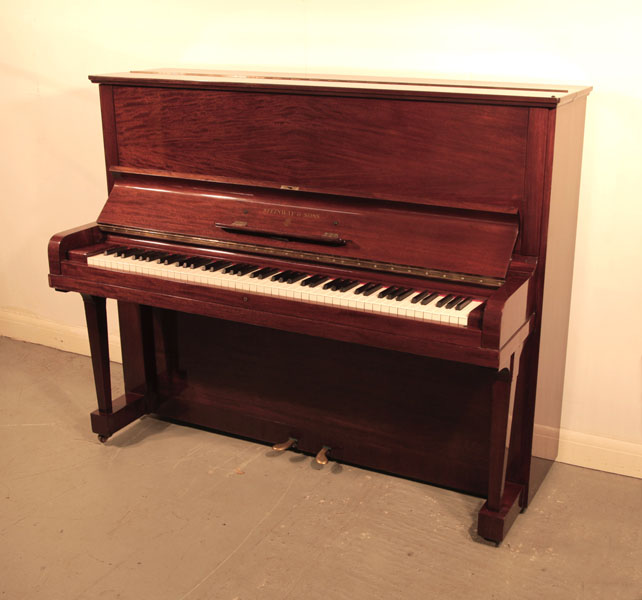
[152,311,495,496]
[505,99,588,504]
[98,85,119,193]
[528,97,588,501]
[110,86,529,210]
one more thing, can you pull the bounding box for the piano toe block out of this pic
[477,481,524,544]
[90,392,147,439]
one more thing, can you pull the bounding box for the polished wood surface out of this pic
[89,68,591,107]
[48,70,590,544]
[99,175,520,280]
[111,86,529,207]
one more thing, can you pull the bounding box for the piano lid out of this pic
[98,175,519,286]
[89,68,592,108]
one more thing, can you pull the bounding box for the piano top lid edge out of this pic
[88,69,592,107]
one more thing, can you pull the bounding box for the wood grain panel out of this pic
[154,312,495,496]
[112,86,529,207]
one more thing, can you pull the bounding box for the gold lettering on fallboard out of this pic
[261,208,321,220]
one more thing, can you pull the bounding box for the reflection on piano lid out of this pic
[87,246,484,326]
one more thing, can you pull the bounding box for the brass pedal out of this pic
[272,437,297,452]
[315,445,331,465]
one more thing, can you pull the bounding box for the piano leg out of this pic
[477,348,525,544]
[118,301,158,410]
[82,295,112,416]
[82,295,151,442]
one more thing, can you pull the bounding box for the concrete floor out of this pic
[1,337,640,600]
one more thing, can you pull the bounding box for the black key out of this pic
[287,272,308,284]
[340,280,360,293]
[436,294,455,308]
[362,283,383,297]
[301,274,322,287]
[307,275,329,288]
[104,246,127,256]
[330,278,348,291]
[323,278,342,290]
[134,250,155,261]
[178,256,197,268]
[446,295,464,309]
[355,282,375,295]
[378,286,397,299]
[206,260,232,272]
[256,267,279,280]
[455,297,473,311]
[420,292,439,306]
[144,251,166,262]
[163,253,186,265]
[280,270,299,282]
[121,248,141,258]
[411,290,431,304]
[250,267,271,279]
[387,287,409,300]
[272,270,292,282]
[186,257,212,269]
[178,257,195,267]
[200,260,220,270]
[237,264,259,276]
[396,288,414,301]
[362,282,381,295]
[223,263,243,274]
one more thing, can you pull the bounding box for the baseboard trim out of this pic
[0,308,122,361]
[535,424,642,479]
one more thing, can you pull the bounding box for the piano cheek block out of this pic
[50,68,591,545]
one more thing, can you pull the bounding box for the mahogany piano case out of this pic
[48,69,591,543]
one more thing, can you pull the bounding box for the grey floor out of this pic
[1,337,640,600]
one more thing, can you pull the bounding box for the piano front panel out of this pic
[111,85,529,209]
[150,310,495,497]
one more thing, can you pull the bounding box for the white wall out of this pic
[1,0,641,476]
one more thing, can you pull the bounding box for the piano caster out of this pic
[272,437,297,452]
[97,434,109,443]
[315,445,331,465]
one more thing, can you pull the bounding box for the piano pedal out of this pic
[272,437,297,452]
[315,445,331,465]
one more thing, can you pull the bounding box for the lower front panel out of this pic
[149,309,494,496]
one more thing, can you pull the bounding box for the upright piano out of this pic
[48,69,591,543]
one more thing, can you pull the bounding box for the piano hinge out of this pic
[98,223,505,288]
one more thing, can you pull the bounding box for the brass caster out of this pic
[97,434,109,443]
[272,437,297,452]
[315,445,331,465]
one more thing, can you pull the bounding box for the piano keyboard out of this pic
[88,247,484,326]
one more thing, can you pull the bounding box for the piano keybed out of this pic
[87,246,484,326]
